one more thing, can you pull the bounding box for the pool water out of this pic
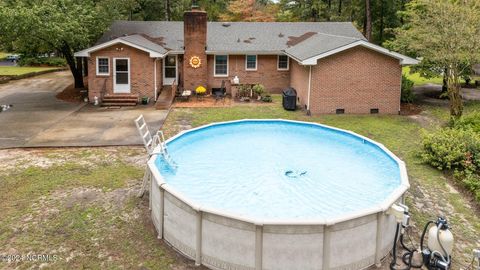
[155,120,401,221]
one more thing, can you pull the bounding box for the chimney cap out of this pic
[191,0,199,9]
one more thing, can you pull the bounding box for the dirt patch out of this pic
[173,96,232,108]
[400,103,422,115]
[56,84,86,103]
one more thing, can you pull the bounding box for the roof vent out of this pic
[222,22,231,27]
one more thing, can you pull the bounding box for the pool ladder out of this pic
[154,131,178,170]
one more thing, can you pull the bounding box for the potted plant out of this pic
[252,84,265,100]
[238,85,250,101]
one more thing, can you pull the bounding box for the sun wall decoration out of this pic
[189,56,201,68]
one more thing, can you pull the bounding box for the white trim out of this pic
[214,55,229,77]
[113,57,130,93]
[245,55,257,71]
[96,56,110,76]
[154,58,158,101]
[277,55,290,71]
[307,66,312,111]
[300,40,419,66]
[207,50,283,55]
[163,55,178,86]
[74,38,166,58]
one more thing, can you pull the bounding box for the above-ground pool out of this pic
[148,120,409,270]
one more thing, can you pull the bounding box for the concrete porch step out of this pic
[102,102,137,107]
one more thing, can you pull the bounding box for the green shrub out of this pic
[421,128,480,172]
[454,170,480,201]
[252,84,265,96]
[401,75,414,103]
[451,111,480,133]
[261,95,272,102]
[19,56,66,67]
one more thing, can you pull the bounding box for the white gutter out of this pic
[307,66,312,111]
[154,58,158,101]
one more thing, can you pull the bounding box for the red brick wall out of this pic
[183,10,208,91]
[207,55,290,94]
[88,45,162,102]
[290,61,310,110]
[308,46,401,114]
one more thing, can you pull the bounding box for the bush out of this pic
[19,56,66,67]
[451,111,480,133]
[401,75,414,103]
[261,95,272,102]
[421,128,480,172]
[252,84,265,97]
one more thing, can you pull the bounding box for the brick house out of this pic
[75,7,418,114]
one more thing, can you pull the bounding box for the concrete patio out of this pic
[0,71,167,148]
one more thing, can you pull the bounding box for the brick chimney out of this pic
[183,5,208,91]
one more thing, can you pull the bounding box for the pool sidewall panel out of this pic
[262,225,324,270]
[202,213,256,269]
[163,191,197,259]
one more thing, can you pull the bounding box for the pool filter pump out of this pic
[389,204,454,270]
[422,217,454,270]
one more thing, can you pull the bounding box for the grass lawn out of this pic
[1,96,479,269]
[0,52,9,61]
[0,66,58,76]
[402,66,444,86]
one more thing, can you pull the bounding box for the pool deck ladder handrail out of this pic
[155,130,178,170]
[134,115,177,198]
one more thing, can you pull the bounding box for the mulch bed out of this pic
[56,84,87,103]
[400,103,422,115]
[173,96,233,108]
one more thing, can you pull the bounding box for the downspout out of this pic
[154,58,158,101]
[307,66,312,112]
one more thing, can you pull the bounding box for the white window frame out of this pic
[214,55,229,77]
[245,55,257,71]
[96,56,110,76]
[277,55,289,71]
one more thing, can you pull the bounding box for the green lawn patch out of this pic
[0,52,9,61]
[402,66,443,86]
[0,66,58,76]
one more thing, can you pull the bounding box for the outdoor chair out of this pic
[215,80,227,104]
[175,85,191,102]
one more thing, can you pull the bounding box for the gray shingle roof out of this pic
[96,21,366,54]
[119,34,168,54]
[284,33,361,61]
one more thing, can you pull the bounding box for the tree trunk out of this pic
[442,68,448,94]
[379,0,385,42]
[83,57,88,76]
[165,0,171,21]
[364,0,372,41]
[62,43,85,89]
[447,66,463,118]
[338,0,342,16]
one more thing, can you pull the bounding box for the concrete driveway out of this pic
[0,71,167,148]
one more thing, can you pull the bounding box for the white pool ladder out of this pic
[134,115,177,198]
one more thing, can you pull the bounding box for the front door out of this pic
[163,55,177,85]
[113,58,130,93]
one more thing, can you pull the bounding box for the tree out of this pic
[364,0,372,41]
[0,0,120,88]
[391,0,480,118]
[220,0,276,22]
